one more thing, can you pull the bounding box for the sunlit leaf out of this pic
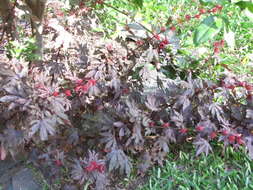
[193,16,223,46]
[193,138,213,156]
[30,118,56,141]
[235,1,253,13]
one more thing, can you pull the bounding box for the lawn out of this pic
[140,147,253,190]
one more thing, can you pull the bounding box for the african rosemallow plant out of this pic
[84,72,253,175]
[71,150,107,190]
[66,35,253,179]
[0,59,71,154]
[1,41,253,189]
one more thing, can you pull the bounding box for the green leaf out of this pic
[235,1,253,13]
[200,0,229,5]
[200,0,216,4]
[193,16,223,46]
[131,0,143,8]
[244,8,253,21]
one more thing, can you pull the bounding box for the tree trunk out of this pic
[0,0,17,40]
[25,0,47,60]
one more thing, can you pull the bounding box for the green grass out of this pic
[140,147,253,190]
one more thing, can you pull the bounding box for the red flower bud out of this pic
[225,84,235,90]
[55,160,62,166]
[199,8,206,14]
[170,26,176,31]
[211,7,218,13]
[236,137,244,145]
[154,34,160,41]
[180,128,188,134]
[87,79,97,87]
[214,47,220,54]
[210,132,217,139]
[220,39,225,47]
[85,165,95,172]
[64,89,72,97]
[245,84,253,91]
[160,26,166,32]
[185,15,191,21]
[91,161,98,167]
[122,87,130,94]
[196,125,204,131]
[52,91,59,97]
[76,79,83,84]
[237,81,246,87]
[96,0,104,5]
[159,43,165,49]
[97,164,105,173]
[215,5,223,11]
[214,41,220,48]
[79,2,84,7]
[194,14,201,19]
[222,130,228,136]
[85,161,105,173]
[85,161,99,172]
[228,135,236,143]
[247,94,252,100]
[149,122,155,127]
[75,84,89,94]
[136,40,144,46]
[103,148,111,153]
[162,123,170,128]
[163,39,169,45]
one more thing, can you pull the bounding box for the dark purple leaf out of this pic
[193,138,212,156]
[145,94,160,111]
[29,118,56,141]
[106,149,132,175]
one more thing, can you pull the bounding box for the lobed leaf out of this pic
[193,16,223,46]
